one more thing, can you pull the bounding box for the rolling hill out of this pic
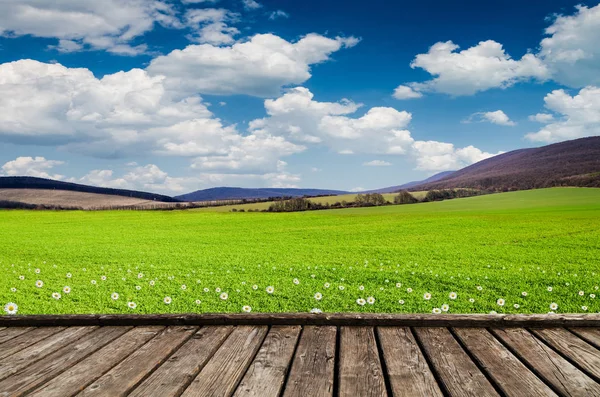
[411,136,600,191]
[176,187,349,201]
[0,176,180,203]
[364,171,455,193]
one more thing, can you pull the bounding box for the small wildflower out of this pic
[111,292,119,300]
[550,302,558,311]
[35,280,44,288]
[4,302,18,315]
[449,292,457,300]
[242,305,252,312]
[441,304,450,312]
[52,292,61,300]
[164,296,172,304]
[356,298,366,306]
[497,298,505,306]
[367,296,376,304]
[128,302,137,309]
[314,292,323,301]
[266,286,274,294]
[432,308,441,314]
[220,292,228,300]
[63,286,71,294]
[423,293,432,300]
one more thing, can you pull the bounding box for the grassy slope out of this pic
[195,191,427,212]
[1,188,599,315]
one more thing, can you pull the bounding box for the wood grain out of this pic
[2,313,600,327]
[180,326,268,397]
[492,327,600,396]
[414,327,499,397]
[338,326,387,396]
[0,327,65,360]
[26,326,163,397]
[0,326,129,397]
[531,327,600,381]
[0,327,34,344]
[0,326,96,381]
[234,326,301,397]
[376,327,443,397]
[569,327,600,349]
[282,326,336,397]
[79,326,197,397]
[453,328,557,396]
[129,326,234,397]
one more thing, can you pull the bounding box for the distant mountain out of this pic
[176,187,349,201]
[411,136,600,191]
[0,176,180,202]
[363,171,456,193]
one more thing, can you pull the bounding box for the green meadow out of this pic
[1,188,599,315]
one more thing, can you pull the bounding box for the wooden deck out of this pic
[1,315,600,396]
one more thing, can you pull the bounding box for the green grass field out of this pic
[1,188,599,315]
[196,191,427,212]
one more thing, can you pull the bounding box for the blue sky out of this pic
[0,0,598,194]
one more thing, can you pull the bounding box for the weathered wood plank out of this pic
[413,327,499,397]
[492,328,600,397]
[282,326,336,397]
[569,327,600,349]
[531,328,600,381]
[180,326,268,397]
[0,327,65,360]
[233,326,301,397]
[0,326,130,397]
[376,327,443,397]
[79,326,198,397]
[129,326,233,397]
[453,328,557,396]
[0,326,96,381]
[26,326,163,397]
[2,313,600,327]
[338,326,387,396]
[0,327,35,344]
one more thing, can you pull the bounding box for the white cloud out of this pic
[181,0,219,3]
[349,187,365,192]
[411,141,501,172]
[242,0,262,10]
[405,40,549,96]
[269,10,289,20]
[249,87,414,154]
[184,8,239,45]
[464,110,516,126]
[526,86,600,143]
[0,0,179,55]
[539,4,600,87]
[392,85,423,100]
[528,113,554,123]
[363,160,392,166]
[147,33,359,97]
[0,156,64,180]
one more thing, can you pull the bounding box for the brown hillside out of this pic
[412,136,600,191]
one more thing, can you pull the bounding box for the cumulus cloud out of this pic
[184,8,239,45]
[363,160,392,166]
[464,110,516,126]
[405,40,549,96]
[411,141,501,172]
[539,4,600,87]
[0,156,64,180]
[528,113,555,123]
[249,87,413,154]
[526,86,600,143]
[147,33,359,97]
[393,85,423,100]
[242,0,262,10]
[250,87,497,172]
[0,0,179,55]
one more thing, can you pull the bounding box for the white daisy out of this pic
[578,290,585,296]
[338,285,345,291]
[407,288,413,293]
[215,288,221,293]
[423,293,432,300]
[314,292,323,301]
[441,304,449,312]
[4,302,18,315]
[111,292,119,300]
[547,286,553,292]
[476,286,483,291]
[135,286,141,290]
[357,285,363,290]
[432,308,441,314]
[310,308,322,314]
[181,285,187,290]
[35,280,44,288]
[513,304,520,309]
[101,276,107,281]
[582,306,588,311]
[266,286,274,294]
[66,273,72,278]
[497,298,505,306]
[138,273,144,279]
[356,298,366,306]
[164,296,172,304]
[63,286,71,294]
[449,292,457,300]
[18,275,24,280]
[398,299,405,305]
[91,280,97,285]
[10,288,16,293]
[396,283,402,288]
[550,302,558,310]
[367,296,375,304]
[128,302,137,309]
[252,285,258,290]
[590,294,596,299]
[242,305,252,312]
[35,268,40,274]
[521,291,528,297]
[195,300,201,305]
[149,280,155,286]
[52,292,61,300]
[293,278,300,285]
[220,292,228,300]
